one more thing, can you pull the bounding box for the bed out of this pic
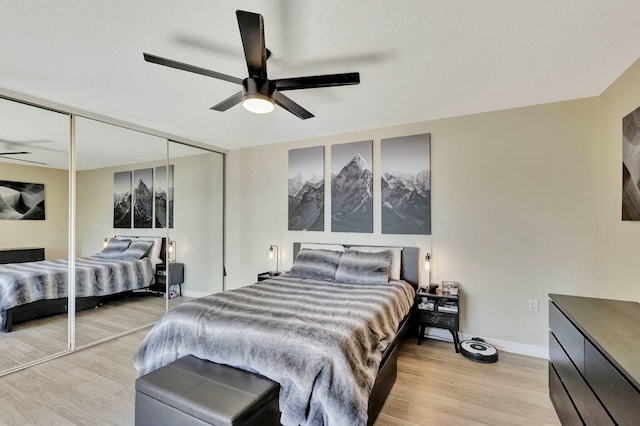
[134,243,419,426]
[0,236,165,332]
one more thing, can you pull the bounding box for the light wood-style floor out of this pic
[0,332,560,426]
[0,293,185,372]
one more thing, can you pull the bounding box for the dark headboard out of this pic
[292,243,420,289]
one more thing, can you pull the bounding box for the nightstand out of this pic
[257,272,281,282]
[416,288,460,352]
[155,263,185,296]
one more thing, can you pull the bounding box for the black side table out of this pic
[416,288,461,352]
[155,262,185,296]
[257,272,281,282]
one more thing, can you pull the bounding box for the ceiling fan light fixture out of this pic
[242,93,274,114]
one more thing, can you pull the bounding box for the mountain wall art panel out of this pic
[113,171,131,228]
[331,140,373,232]
[288,146,324,231]
[381,134,431,235]
[0,180,45,220]
[155,165,174,228]
[622,105,640,220]
[133,168,153,228]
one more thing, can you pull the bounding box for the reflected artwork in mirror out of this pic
[0,96,71,374]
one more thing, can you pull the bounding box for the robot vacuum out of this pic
[460,338,498,363]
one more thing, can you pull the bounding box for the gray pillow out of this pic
[98,238,131,259]
[118,240,154,260]
[335,249,392,285]
[288,249,343,281]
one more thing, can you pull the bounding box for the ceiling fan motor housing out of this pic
[243,78,276,101]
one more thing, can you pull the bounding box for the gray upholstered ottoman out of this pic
[135,355,280,426]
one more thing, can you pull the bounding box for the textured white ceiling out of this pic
[1,0,640,151]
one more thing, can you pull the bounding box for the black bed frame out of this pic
[292,243,419,425]
[0,238,167,333]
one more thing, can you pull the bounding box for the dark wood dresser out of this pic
[0,247,45,264]
[549,294,640,425]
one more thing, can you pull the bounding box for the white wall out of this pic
[76,152,224,296]
[0,162,68,259]
[225,97,601,357]
[597,58,640,297]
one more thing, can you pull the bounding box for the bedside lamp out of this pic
[268,244,280,275]
[168,240,177,263]
[424,253,431,286]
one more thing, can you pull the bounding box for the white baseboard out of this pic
[423,329,548,359]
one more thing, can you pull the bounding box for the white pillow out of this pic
[116,236,163,260]
[300,243,346,253]
[137,237,163,260]
[348,246,402,280]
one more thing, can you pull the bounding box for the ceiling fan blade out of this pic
[210,91,244,111]
[236,10,267,79]
[143,53,242,85]
[274,72,360,91]
[273,92,314,120]
[0,151,30,155]
[0,155,47,165]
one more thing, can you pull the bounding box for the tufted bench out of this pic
[135,355,281,426]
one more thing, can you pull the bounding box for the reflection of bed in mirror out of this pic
[134,243,418,426]
[0,236,165,332]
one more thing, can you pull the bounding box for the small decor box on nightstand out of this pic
[154,263,184,296]
[416,287,461,352]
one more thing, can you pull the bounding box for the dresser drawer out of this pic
[550,301,584,373]
[585,341,640,425]
[549,363,583,426]
[549,332,614,425]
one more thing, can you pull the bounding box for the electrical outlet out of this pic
[528,299,538,312]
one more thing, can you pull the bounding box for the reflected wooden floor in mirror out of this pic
[0,335,558,425]
[0,294,189,372]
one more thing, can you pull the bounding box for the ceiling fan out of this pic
[143,10,360,119]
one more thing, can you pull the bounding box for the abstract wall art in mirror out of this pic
[288,146,324,231]
[381,133,431,235]
[331,140,373,233]
[622,105,640,220]
[0,180,45,220]
[0,96,70,374]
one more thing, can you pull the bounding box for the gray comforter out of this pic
[0,256,154,329]
[133,275,415,426]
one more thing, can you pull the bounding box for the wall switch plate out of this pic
[528,299,538,312]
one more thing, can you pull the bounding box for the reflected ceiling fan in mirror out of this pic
[0,139,47,165]
[143,10,360,119]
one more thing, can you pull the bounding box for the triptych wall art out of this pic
[331,140,373,232]
[0,180,45,220]
[113,165,174,229]
[381,134,431,234]
[622,105,640,220]
[288,146,324,231]
[288,133,431,235]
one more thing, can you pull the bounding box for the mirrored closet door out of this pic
[166,141,224,302]
[0,97,71,373]
[74,117,169,348]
